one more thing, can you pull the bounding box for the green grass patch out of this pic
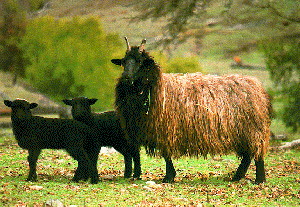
[0,134,299,206]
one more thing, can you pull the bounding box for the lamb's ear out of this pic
[62,99,73,106]
[4,100,12,107]
[111,59,122,66]
[88,98,98,105]
[29,103,38,109]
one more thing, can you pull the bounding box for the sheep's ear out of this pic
[4,100,12,107]
[29,103,38,109]
[88,98,98,105]
[63,99,73,106]
[111,59,122,66]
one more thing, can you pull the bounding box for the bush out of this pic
[21,16,122,111]
[262,38,300,131]
[151,52,202,74]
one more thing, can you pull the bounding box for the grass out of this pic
[0,132,299,206]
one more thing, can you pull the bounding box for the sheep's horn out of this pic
[124,36,131,52]
[139,39,146,53]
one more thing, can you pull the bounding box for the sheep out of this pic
[4,99,99,184]
[111,37,272,184]
[62,97,141,179]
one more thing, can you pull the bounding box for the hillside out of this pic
[35,0,168,49]
[0,71,69,123]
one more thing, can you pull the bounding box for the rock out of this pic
[45,199,64,207]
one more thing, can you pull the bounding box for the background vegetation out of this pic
[0,0,300,206]
[20,16,122,111]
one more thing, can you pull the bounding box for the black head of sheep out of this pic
[63,97,97,122]
[4,99,38,121]
[111,38,153,85]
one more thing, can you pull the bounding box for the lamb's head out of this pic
[63,97,97,121]
[111,37,149,83]
[4,99,38,120]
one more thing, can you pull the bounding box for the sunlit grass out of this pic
[0,133,299,206]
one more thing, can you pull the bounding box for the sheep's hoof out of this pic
[231,177,242,182]
[72,176,81,182]
[124,174,132,179]
[90,177,99,184]
[254,179,266,185]
[162,177,174,183]
[26,175,37,182]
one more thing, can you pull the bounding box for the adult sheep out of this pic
[111,37,272,184]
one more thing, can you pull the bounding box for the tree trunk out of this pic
[271,139,300,151]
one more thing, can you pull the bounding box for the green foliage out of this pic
[262,39,300,131]
[151,52,202,74]
[165,55,202,73]
[21,16,122,111]
[28,0,48,11]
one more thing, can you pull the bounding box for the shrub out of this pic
[151,52,202,74]
[21,16,122,111]
[262,38,300,131]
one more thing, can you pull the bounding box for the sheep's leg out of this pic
[114,146,133,178]
[162,156,176,183]
[83,145,101,181]
[27,149,41,182]
[232,152,251,182]
[131,147,141,179]
[123,154,133,178]
[67,147,99,184]
[254,157,266,184]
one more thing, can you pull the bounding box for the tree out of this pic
[0,0,28,84]
[134,0,300,50]
[263,38,300,132]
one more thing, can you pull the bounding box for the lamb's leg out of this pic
[131,147,141,179]
[67,147,99,184]
[254,157,266,184]
[27,149,41,181]
[232,152,251,182]
[83,145,101,181]
[114,146,133,178]
[162,156,176,183]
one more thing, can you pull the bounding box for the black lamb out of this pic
[63,97,141,179]
[4,99,99,184]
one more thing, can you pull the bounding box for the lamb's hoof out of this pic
[124,174,131,179]
[162,177,174,183]
[231,177,242,182]
[90,177,99,184]
[254,179,266,185]
[26,175,37,182]
[72,176,81,182]
[82,175,89,182]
